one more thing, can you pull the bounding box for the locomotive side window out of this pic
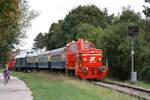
[70,42,77,52]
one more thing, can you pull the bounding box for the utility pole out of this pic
[128,24,139,83]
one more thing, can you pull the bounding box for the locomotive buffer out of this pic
[128,24,139,83]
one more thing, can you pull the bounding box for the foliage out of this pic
[120,7,141,23]
[75,23,104,48]
[143,0,150,17]
[62,5,113,41]
[44,5,113,50]
[33,33,45,49]
[143,6,150,17]
[44,21,65,50]
[99,23,131,80]
[0,0,37,63]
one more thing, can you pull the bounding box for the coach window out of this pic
[29,57,31,62]
[57,55,59,60]
[45,56,48,62]
[46,56,48,62]
[40,57,42,62]
[31,57,33,62]
[59,55,61,60]
[53,56,55,61]
[52,55,55,61]
[54,55,56,61]
[34,57,36,62]
[55,55,57,61]
[44,56,46,62]
[43,56,45,62]
[32,57,34,62]
[42,57,44,62]
[27,57,29,62]
[57,55,59,61]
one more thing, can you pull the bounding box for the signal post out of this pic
[128,24,139,83]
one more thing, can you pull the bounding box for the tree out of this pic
[33,33,45,49]
[143,6,150,17]
[62,5,113,41]
[143,0,150,17]
[0,0,37,64]
[75,23,104,48]
[44,20,65,50]
[114,7,141,24]
[44,5,113,50]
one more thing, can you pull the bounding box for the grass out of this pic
[11,71,138,100]
[134,81,150,89]
[0,68,3,72]
[105,78,150,89]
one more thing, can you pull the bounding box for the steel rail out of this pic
[92,81,150,100]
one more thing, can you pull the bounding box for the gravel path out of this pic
[0,74,33,100]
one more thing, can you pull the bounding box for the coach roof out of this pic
[49,47,66,55]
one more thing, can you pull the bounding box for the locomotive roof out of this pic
[15,49,46,58]
[27,50,47,57]
[38,51,48,56]
[27,52,40,57]
[49,47,66,55]
[15,52,28,58]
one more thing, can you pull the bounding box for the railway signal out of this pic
[128,24,139,83]
[145,0,150,3]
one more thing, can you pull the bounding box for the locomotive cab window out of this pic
[70,42,77,52]
[84,41,92,49]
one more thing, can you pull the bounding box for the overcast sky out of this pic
[18,0,146,50]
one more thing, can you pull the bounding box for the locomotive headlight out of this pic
[83,58,87,62]
[91,50,94,53]
[98,58,101,61]
[98,66,105,72]
[82,67,88,74]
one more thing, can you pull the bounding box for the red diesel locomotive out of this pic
[66,39,108,79]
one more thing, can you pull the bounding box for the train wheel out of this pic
[76,75,82,80]
[18,68,21,72]
[15,67,18,71]
[93,78,98,82]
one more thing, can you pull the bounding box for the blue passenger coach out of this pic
[50,47,66,69]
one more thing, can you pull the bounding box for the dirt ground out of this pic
[0,73,33,100]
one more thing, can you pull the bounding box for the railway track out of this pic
[92,81,150,100]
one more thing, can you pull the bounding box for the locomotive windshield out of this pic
[84,41,92,49]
